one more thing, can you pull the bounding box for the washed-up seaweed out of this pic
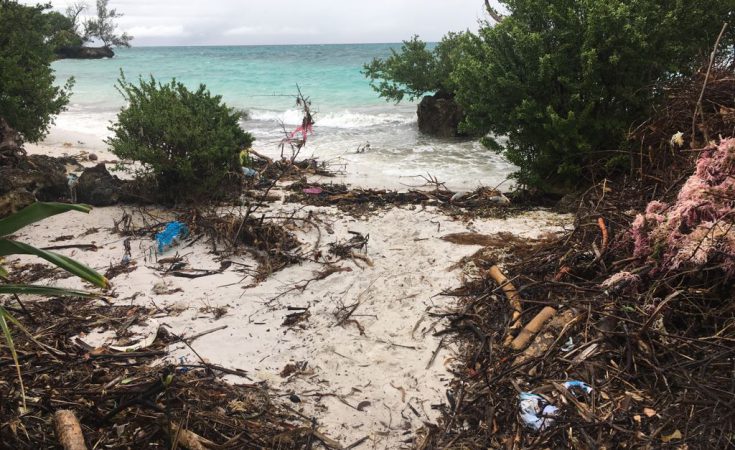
[285,181,516,218]
[0,297,338,449]
[423,139,735,449]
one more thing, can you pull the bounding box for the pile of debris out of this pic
[423,139,735,449]
[0,297,340,449]
[285,180,513,217]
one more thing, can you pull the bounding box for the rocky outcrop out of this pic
[76,164,127,206]
[0,118,24,166]
[55,46,114,59]
[0,155,70,217]
[417,93,466,138]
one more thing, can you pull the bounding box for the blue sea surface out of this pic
[49,44,514,190]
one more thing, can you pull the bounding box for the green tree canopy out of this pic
[453,0,735,190]
[363,33,467,103]
[0,1,73,143]
[84,0,132,48]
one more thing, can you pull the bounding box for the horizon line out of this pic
[114,40,438,48]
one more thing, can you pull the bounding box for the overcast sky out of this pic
[28,0,495,46]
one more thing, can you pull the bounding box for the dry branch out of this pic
[486,265,522,345]
[509,306,557,350]
[54,410,87,450]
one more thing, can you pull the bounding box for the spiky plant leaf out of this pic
[0,240,108,288]
[0,285,94,297]
[0,202,92,237]
[0,307,26,410]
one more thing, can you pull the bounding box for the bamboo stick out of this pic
[487,265,522,346]
[54,410,87,450]
[510,306,557,350]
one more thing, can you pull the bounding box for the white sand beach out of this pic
[12,142,570,448]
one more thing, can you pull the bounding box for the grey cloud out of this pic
[24,0,491,46]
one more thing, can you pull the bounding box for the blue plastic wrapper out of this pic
[563,380,593,394]
[519,381,593,431]
[519,393,559,431]
[242,167,258,178]
[156,221,189,253]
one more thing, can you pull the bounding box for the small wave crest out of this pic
[247,108,416,129]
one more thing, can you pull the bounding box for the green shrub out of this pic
[452,0,735,191]
[0,1,74,142]
[363,33,467,102]
[107,74,254,202]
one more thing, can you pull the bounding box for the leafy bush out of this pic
[107,74,254,202]
[0,1,74,142]
[452,0,735,190]
[363,33,467,102]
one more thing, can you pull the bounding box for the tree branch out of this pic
[484,0,505,23]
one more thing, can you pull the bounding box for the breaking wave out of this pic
[248,108,416,129]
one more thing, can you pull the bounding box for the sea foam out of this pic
[248,109,416,129]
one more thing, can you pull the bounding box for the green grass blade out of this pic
[0,307,26,410]
[0,240,108,288]
[0,202,92,237]
[0,284,94,297]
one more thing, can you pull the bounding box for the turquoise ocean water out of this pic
[49,44,513,190]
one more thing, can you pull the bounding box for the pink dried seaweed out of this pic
[629,138,735,277]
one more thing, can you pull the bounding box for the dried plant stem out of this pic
[692,22,728,145]
[487,265,522,345]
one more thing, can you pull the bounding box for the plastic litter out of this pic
[67,174,79,203]
[109,318,160,352]
[563,380,593,394]
[519,393,559,431]
[561,337,575,352]
[303,187,323,195]
[450,192,468,203]
[519,381,593,431]
[156,221,189,254]
[242,167,258,178]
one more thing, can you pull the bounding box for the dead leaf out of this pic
[661,430,682,443]
[643,407,656,417]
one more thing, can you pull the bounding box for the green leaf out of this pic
[0,284,94,297]
[0,306,26,409]
[0,202,92,237]
[0,240,108,288]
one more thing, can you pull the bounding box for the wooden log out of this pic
[510,306,557,350]
[248,149,273,163]
[168,421,216,450]
[515,310,579,373]
[486,265,522,345]
[54,410,87,450]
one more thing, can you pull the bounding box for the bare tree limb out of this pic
[484,0,505,23]
[691,22,728,146]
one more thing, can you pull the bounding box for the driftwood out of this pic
[514,309,579,369]
[167,421,216,450]
[54,410,87,450]
[509,306,557,350]
[486,266,522,345]
[248,148,273,164]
